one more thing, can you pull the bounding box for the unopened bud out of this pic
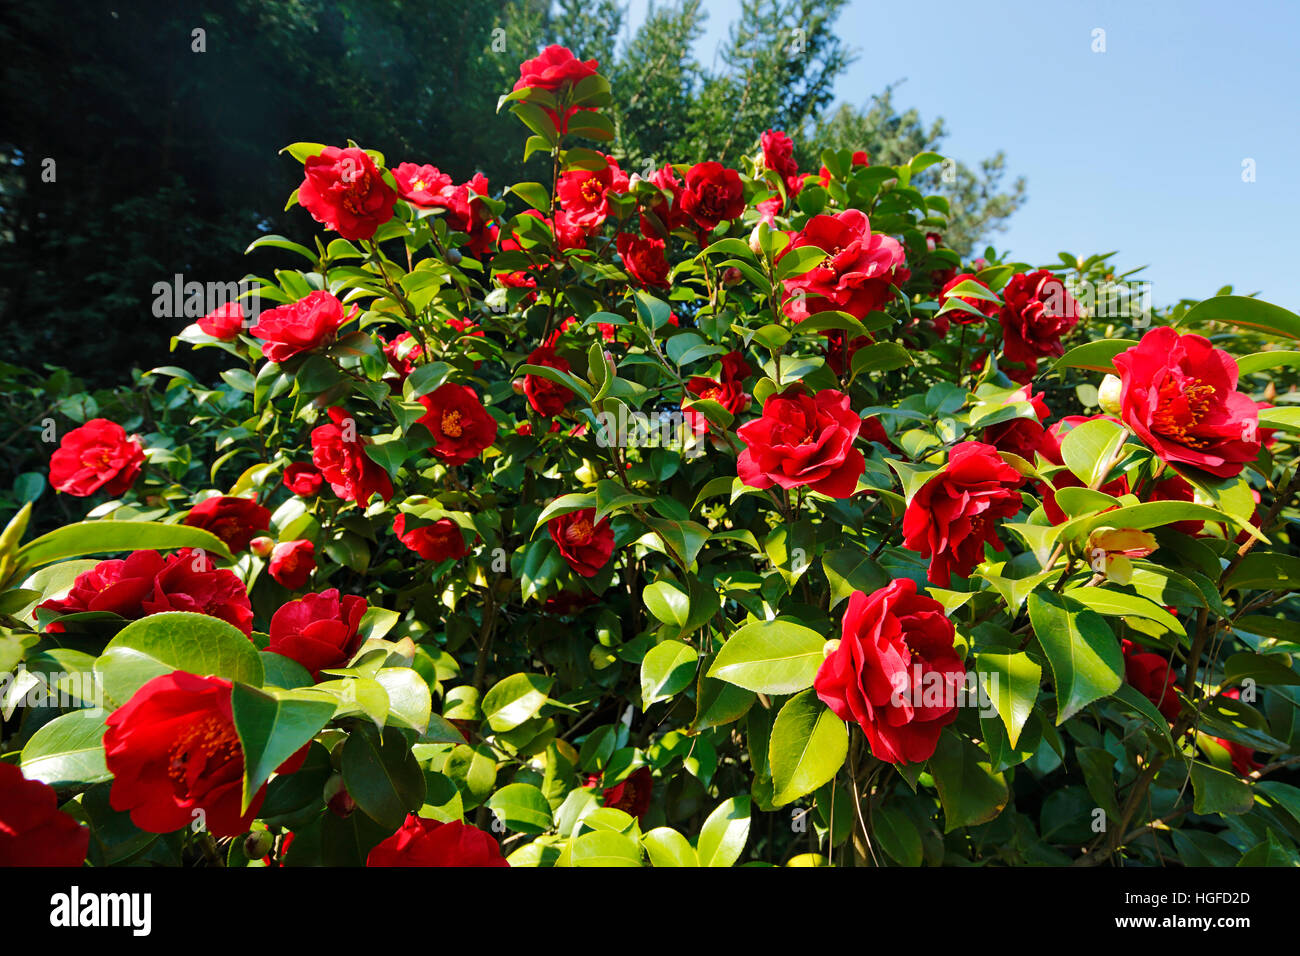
[748,224,765,256]
[250,536,275,558]
[243,829,274,859]
[324,774,356,818]
[722,267,742,286]
[1098,374,1122,415]
[511,377,526,394]
[823,639,841,659]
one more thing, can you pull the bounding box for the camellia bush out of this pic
[4,45,1300,869]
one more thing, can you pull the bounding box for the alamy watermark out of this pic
[594,403,705,459]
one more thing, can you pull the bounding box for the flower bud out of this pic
[324,774,356,818]
[822,638,841,659]
[511,377,526,394]
[748,224,765,256]
[722,267,742,286]
[243,829,274,859]
[250,535,275,558]
[1097,374,1122,415]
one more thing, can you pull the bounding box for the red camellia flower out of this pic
[1121,639,1181,722]
[548,508,615,578]
[814,578,967,764]
[414,383,497,466]
[182,496,271,552]
[901,441,1025,587]
[390,162,454,207]
[197,302,246,340]
[269,539,316,590]
[0,762,90,866]
[683,375,749,434]
[49,418,145,498]
[103,673,303,837]
[736,386,865,498]
[523,345,574,417]
[982,386,1049,462]
[719,350,754,383]
[367,815,508,867]
[556,154,628,229]
[393,514,469,562]
[249,290,357,364]
[640,163,688,237]
[282,462,324,497]
[602,766,653,821]
[939,273,1000,325]
[616,232,670,287]
[1112,326,1261,478]
[141,548,254,635]
[311,407,395,505]
[267,588,368,679]
[35,549,165,631]
[382,331,423,381]
[1038,415,1128,525]
[1211,688,1263,777]
[761,129,799,179]
[779,209,909,322]
[297,145,396,241]
[998,270,1078,364]
[680,161,746,234]
[514,44,598,93]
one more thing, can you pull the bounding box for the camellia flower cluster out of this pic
[1,44,1297,871]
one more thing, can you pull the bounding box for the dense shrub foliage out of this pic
[2,46,1299,868]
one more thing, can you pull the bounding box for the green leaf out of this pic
[482,673,554,732]
[768,689,849,806]
[402,361,454,400]
[593,480,652,524]
[1176,295,1300,341]
[1065,586,1186,637]
[707,619,828,694]
[1224,553,1300,592]
[17,521,234,571]
[849,342,914,379]
[874,805,923,866]
[928,731,1009,832]
[508,182,552,212]
[569,829,643,867]
[94,612,264,708]
[517,363,592,404]
[1190,760,1254,815]
[230,683,335,812]
[640,639,698,708]
[774,245,829,280]
[643,580,690,628]
[821,549,888,610]
[975,652,1040,748]
[341,725,426,829]
[697,795,751,867]
[1236,350,1300,376]
[486,783,553,835]
[1027,592,1123,724]
[1053,339,1139,373]
[19,708,110,787]
[374,667,433,733]
[1059,418,1128,487]
[641,827,699,866]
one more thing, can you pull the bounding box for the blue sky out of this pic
[621,0,1300,311]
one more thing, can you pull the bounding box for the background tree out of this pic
[0,0,1024,386]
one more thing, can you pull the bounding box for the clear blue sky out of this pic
[622,0,1300,311]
